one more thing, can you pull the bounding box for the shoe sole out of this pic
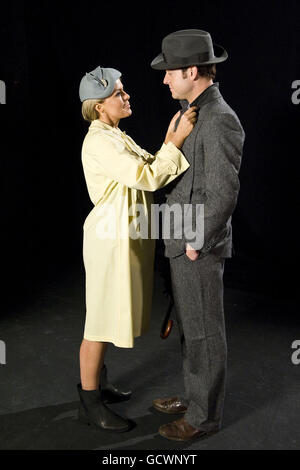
[78,413,134,433]
[158,429,218,442]
[152,404,187,414]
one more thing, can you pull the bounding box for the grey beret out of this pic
[79,66,122,102]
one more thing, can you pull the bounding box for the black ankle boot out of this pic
[77,383,134,432]
[100,364,132,404]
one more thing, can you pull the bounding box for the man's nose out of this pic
[163,73,169,85]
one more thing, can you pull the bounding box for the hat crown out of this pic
[86,66,108,87]
[151,28,228,70]
[79,66,121,102]
[162,29,214,62]
[164,29,212,49]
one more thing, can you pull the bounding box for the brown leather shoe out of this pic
[153,397,187,414]
[158,417,218,442]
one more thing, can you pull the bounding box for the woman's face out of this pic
[97,79,132,126]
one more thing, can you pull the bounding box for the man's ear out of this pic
[191,66,199,80]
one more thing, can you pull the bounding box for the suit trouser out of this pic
[169,252,227,431]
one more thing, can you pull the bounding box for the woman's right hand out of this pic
[165,106,198,149]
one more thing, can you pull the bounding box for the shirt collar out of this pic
[180,82,221,110]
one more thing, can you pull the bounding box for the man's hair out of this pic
[81,98,104,122]
[181,64,216,80]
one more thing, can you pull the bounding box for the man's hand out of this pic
[185,243,199,261]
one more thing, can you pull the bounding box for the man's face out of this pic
[163,69,192,100]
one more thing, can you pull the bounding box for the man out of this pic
[151,29,245,441]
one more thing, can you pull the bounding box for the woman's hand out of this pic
[164,111,181,144]
[185,242,199,261]
[165,107,198,149]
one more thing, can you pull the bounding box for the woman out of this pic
[77,66,197,432]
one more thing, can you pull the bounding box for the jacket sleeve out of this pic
[186,113,245,252]
[82,132,190,192]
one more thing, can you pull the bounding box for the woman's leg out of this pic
[79,339,108,390]
[78,339,132,431]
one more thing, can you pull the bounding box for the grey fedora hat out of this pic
[79,66,121,102]
[151,29,228,70]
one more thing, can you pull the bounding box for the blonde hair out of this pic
[81,98,104,122]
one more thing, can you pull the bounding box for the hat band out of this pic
[162,50,212,66]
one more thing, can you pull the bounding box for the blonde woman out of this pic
[77,66,197,432]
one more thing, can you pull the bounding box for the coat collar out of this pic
[180,82,221,111]
[89,119,123,135]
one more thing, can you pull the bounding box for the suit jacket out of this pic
[163,82,245,259]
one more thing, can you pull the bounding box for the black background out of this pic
[0,0,299,308]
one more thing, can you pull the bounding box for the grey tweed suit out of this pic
[163,82,245,431]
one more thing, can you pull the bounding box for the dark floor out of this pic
[0,259,300,450]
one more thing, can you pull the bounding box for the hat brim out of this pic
[150,44,228,70]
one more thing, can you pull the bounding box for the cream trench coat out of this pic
[81,119,190,348]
